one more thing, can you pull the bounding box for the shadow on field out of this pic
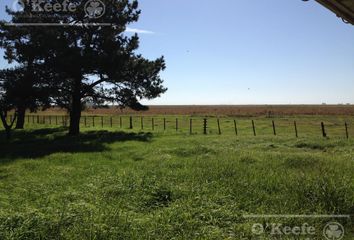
[0,128,152,160]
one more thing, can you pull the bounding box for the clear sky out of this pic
[1,0,353,105]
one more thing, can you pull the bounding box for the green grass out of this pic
[0,116,354,239]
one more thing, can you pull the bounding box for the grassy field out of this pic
[0,115,354,239]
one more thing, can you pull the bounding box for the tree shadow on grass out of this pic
[0,128,152,160]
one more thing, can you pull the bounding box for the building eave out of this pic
[315,0,354,25]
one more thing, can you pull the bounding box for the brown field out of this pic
[40,105,354,116]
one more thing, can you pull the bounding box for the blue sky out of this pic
[1,0,353,105]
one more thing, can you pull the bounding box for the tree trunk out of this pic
[69,105,81,135]
[5,127,11,140]
[15,106,26,129]
[68,78,82,135]
[0,111,17,140]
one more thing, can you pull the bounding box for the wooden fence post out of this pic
[152,118,154,131]
[294,121,298,138]
[129,116,133,129]
[163,118,166,131]
[141,117,144,130]
[37,115,40,124]
[345,122,349,139]
[49,116,52,125]
[190,119,193,135]
[92,116,95,127]
[321,122,327,138]
[252,120,256,136]
[272,120,276,136]
[55,116,58,125]
[234,120,238,136]
[110,117,113,128]
[32,115,35,124]
[101,116,104,128]
[176,118,178,132]
[217,119,221,135]
[120,117,122,128]
[203,118,207,135]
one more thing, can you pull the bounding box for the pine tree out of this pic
[0,4,54,128]
[0,68,19,139]
[1,0,167,135]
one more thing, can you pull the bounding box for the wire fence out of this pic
[5,114,352,139]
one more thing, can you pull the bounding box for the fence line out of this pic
[2,114,352,139]
[294,121,298,138]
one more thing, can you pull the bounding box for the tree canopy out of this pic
[0,0,167,135]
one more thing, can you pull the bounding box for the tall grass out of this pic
[0,122,353,239]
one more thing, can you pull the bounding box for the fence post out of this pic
[176,118,178,132]
[152,118,154,131]
[190,119,193,135]
[321,122,327,138]
[272,120,276,136]
[345,122,349,139]
[55,116,58,125]
[294,121,298,138]
[129,116,133,129]
[234,120,238,136]
[110,117,113,128]
[141,117,144,130]
[217,118,221,135]
[163,118,166,131]
[101,116,104,128]
[84,116,87,127]
[120,117,122,128]
[203,118,207,135]
[252,120,256,136]
[37,115,40,124]
[49,116,52,125]
[32,115,35,124]
[91,116,94,127]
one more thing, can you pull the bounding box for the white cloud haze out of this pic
[125,27,155,34]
